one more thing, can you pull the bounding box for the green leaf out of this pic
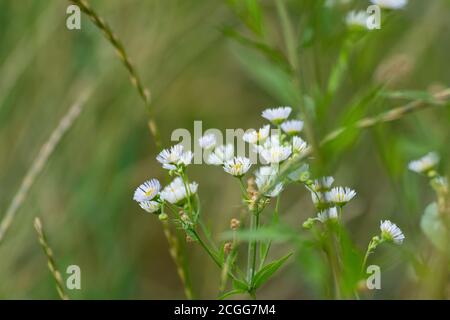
[252,253,292,290]
[218,289,246,300]
[225,0,265,36]
[230,45,299,104]
[232,278,248,291]
[221,224,299,243]
[222,27,291,73]
[421,202,447,251]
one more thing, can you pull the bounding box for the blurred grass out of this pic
[0,0,449,299]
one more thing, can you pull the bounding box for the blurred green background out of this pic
[0,0,449,299]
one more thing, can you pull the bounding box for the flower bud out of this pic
[158,213,168,221]
[224,242,232,255]
[230,218,240,230]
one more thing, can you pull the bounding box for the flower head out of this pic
[380,220,405,244]
[309,176,334,193]
[255,166,283,197]
[370,0,408,9]
[327,187,356,206]
[262,106,292,124]
[160,177,198,204]
[281,120,304,135]
[259,143,292,164]
[243,125,270,144]
[133,179,161,202]
[198,134,216,150]
[346,10,369,29]
[138,200,161,214]
[156,144,193,170]
[292,136,309,155]
[223,157,252,177]
[310,191,329,207]
[317,207,339,223]
[408,152,439,175]
[207,144,234,165]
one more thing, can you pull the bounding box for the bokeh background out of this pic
[0,0,449,299]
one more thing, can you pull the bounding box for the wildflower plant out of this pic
[133,106,315,298]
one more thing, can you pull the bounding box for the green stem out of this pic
[259,196,280,270]
[247,210,260,287]
[238,178,248,199]
[180,172,193,215]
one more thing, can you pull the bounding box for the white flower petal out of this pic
[133,179,161,202]
[262,106,292,124]
[380,220,405,244]
[223,157,252,177]
[408,152,439,174]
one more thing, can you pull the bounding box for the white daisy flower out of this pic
[380,220,405,244]
[408,152,439,174]
[223,157,252,177]
[327,187,356,206]
[281,120,304,135]
[255,166,282,197]
[243,125,270,144]
[346,10,369,29]
[292,136,309,155]
[310,191,329,206]
[309,176,334,192]
[267,183,284,197]
[207,144,234,165]
[262,106,292,124]
[260,144,292,164]
[133,179,161,202]
[317,207,339,223]
[198,134,216,150]
[138,200,161,214]
[370,0,408,10]
[160,177,198,204]
[156,144,193,170]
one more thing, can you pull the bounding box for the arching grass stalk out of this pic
[322,88,450,144]
[0,92,90,244]
[68,0,161,148]
[68,0,196,298]
[160,218,194,300]
[33,217,69,300]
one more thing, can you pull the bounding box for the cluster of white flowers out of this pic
[307,176,356,209]
[202,106,310,202]
[246,106,311,197]
[303,175,357,227]
[134,142,200,213]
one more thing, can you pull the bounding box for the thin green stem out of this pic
[247,210,260,287]
[192,229,221,268]
[238,178,248,199]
